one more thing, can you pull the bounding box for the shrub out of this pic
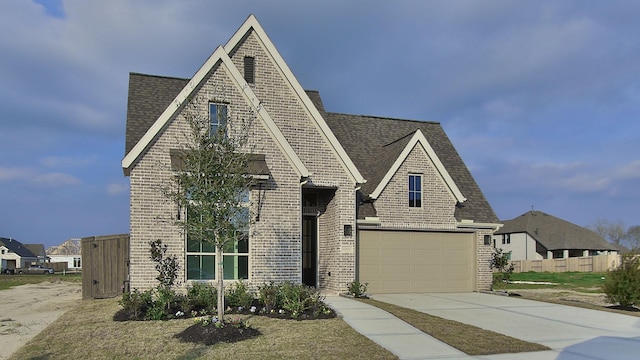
[279,282,317,318]
[149,239,180,289]
[603,254,640,308]
[347,280,368,298]
[258,282,282,312]
[119,289,153,320]
[188,282,217,313]
[226,279,254,310]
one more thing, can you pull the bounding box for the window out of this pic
[209,103,228,135]
[244,56,255,83]
[408,174,422,207]
[186,189,250,281]
[502,234,510,244]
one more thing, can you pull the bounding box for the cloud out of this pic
[107,182,128,195]
[40,155,94,168]
[617,160,640,179]
[0,166,33,182]
[31,172,82,188]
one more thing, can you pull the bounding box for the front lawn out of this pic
[9,297,397,360]
[498,271,606,292]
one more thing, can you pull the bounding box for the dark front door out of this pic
[302,216,317,287]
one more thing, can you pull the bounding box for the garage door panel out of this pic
[359,230,475,293]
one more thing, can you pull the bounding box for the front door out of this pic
[302,216,317,287]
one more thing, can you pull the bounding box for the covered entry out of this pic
[358,229,476,293]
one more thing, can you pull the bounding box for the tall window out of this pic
[209,103,228,135]
[185,189,250,281]
[408,174,422,207]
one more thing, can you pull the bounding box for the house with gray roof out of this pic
[493,210,618,260]
[122,15,500,294]
[0,237,39,273]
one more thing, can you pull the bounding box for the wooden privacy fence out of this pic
[510,254,620,273]
[81,234,129,299]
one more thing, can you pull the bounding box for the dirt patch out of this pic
[0,281,81,360]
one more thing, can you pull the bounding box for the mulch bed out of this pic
[174,323,261,345]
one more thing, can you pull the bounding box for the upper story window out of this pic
[209,103,228,135]
[244,56,255,84]
[502,234,511,244]
[408,174,422,208]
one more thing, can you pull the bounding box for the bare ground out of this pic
[0,281,81,360]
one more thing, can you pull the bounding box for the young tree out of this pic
[588,218,627,246]
[627,226,640,250]
[165,98,254,321]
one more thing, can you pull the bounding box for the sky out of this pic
[1,1,639,248]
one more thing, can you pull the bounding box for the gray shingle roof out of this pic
[0,237,37,258]
[496,211,617,251]
[321,110,498,223]
[125,74,498,223]
[125,73,189,155]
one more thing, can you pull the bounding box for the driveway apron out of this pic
[373,292,640,360]
[324,296,469,360]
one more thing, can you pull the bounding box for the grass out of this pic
[0,273,82,290]
[501,271,607,292]
[358,298,550,356]
[9,296,398,360]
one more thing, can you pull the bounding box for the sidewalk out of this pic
[324,296,468,360]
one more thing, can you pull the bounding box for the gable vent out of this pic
[244,56,255,84]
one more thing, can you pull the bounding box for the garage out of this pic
[358,229,476,293]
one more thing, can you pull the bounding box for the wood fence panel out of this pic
[509,254,619,273]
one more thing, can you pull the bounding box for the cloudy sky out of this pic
[2,1,639,248]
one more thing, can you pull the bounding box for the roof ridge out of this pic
[382,131,415,147]
[129,72,189,81]
[325,112,441,125]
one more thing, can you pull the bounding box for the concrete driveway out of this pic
[373,292,640,359]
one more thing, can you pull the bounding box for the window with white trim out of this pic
[209,103,228,135]
[408,174,422,208]
[185,189,250,281]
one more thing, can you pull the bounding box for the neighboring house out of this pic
[24,243,48,263]
[493,210,618,260]
[47,238,82,270]
[122,15,500,294]
[0,237,39,272]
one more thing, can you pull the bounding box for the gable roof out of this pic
[0,237,37,258]
[123,15,364,184]
[321,109,498,223]
[496,210,616,251]
[123,45,309,178]
[370,129,466,203]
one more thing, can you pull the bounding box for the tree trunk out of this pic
[217,243,224,321]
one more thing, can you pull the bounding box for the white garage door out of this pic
[358,230,476,293]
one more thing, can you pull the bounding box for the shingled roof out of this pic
[125,73,189,155]
[0,237,37,258]
[495,211,616,251]
[310,92,497,223]
[125,75,498,224]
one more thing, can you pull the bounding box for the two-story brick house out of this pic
[122,15,500,294]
